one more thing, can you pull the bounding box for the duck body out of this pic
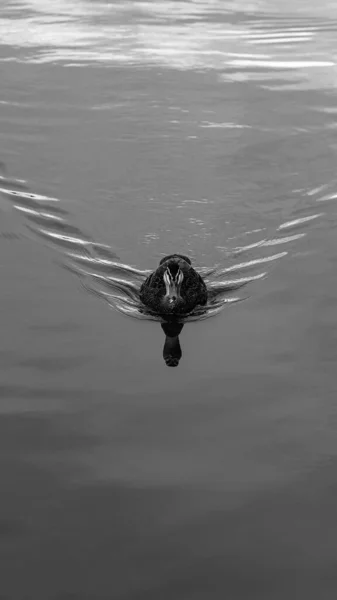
[140,254,207,319]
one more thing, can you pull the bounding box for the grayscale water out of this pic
[1,1,337,598]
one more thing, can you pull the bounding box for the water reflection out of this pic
[1,0,337,93]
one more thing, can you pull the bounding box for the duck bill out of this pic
[164,280,181,302]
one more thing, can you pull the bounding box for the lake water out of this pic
[1,1,337,598]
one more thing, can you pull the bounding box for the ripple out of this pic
[14,205,65,224]
[211,252,288,277]
[278,213,324,229]
[317,191,337,202]
[65,253,149,278]
[1,1,337,91]
[200,121,251,129]
[1,171,334,323]
[227,59,334,69]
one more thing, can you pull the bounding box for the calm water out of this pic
[1,1,337,598]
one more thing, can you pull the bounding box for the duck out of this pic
[139,254,207,319]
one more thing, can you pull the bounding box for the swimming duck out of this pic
[140,254,207,319]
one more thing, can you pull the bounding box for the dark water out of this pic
[1,1,337,598]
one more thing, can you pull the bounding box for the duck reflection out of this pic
[161,322,184,367]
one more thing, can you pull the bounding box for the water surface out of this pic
[1,1,337,598]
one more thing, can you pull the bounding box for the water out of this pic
[1,1,337,598]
